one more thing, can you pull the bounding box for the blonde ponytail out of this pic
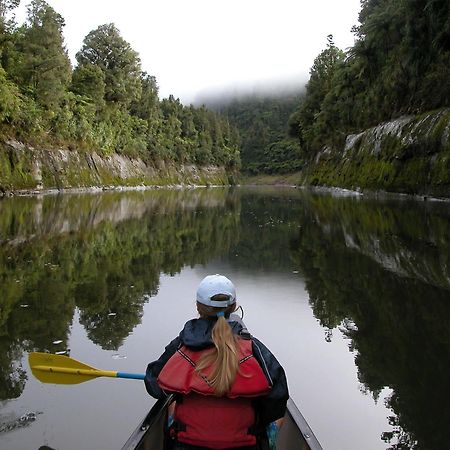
[196,302,240,396]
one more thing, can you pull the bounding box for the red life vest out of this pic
[157,339,271,449]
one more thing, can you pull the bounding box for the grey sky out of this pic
[16,0,362,104]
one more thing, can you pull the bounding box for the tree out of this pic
[130,72,160,120]
[0,0,20,47]
[76,23,141,107]
[70,63,106,109]
[0,66,21,126]
[0,0,19,19]
[289,35,345,152]
[12,0,71,111]
[0,0,19,36]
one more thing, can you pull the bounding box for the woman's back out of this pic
[144,275,289,450]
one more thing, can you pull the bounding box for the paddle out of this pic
[29,352,145,385]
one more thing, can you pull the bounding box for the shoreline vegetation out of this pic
[0,2,240,195]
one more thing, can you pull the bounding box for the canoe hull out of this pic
[121,396,322,450]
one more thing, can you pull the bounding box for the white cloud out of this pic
[15,0,361,103]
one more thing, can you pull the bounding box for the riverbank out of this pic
[241,174,450,203]
[0,140,234,196]
[243,108,450,199]
[301,108,450,198]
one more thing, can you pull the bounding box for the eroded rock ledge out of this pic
[301,108,450,198]
[0,141,232,194]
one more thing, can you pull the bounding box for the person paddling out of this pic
[144,274,289,449]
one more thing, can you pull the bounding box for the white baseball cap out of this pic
[196,274,236,307]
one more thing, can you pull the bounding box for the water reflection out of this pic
[0,187,449,450]
[287,192,450,450]
[0,189,240,400]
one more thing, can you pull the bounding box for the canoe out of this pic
[121,396,322,450]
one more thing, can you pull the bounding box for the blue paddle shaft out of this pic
[117,372,145,380]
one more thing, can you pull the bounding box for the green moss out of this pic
[303,109,450,197]
[390,158,429,193]
[1,142,232,193]
[430,153,450,186]
[40,164,58,188]
[0,145,37,190]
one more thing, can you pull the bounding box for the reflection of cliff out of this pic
[291,196,450,450]
[300,194,450,291]
[0,189,240,400]
[0,189,232,244]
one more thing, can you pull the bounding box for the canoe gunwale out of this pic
[121,395,173,450]
[286,397,323,450]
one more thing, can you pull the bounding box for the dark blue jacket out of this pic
[145,317,289,426]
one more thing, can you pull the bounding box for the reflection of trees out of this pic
[223,189,303,271]
[291,194,450,450]
[0,342,26,401]
[0,188,240,400]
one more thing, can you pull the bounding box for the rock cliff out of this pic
[301,108,450,197]
[0,141,232,194]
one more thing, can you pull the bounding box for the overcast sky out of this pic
[16,0,362,104]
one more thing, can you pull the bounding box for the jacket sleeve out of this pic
[251,337,289,426]
[144,336,180,399]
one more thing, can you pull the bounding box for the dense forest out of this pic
[213,94,303,174]
[289,0,450,155]
[0,0,240,169]
[209,0,449,175]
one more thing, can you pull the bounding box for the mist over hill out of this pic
[192,76,306,109]
[202,88,305,174]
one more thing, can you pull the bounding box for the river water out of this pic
[0,187,448,450]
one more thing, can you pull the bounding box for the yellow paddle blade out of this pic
[29,352,116,385]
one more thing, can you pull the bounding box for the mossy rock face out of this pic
[0,141,232,193]
[430,153,450,189]
[0,142,37,191]
[304,108,450,197]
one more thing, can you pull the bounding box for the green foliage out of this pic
[217,93,302,174]
[12,0,71,111]
[289,1,450,155]
[50,91,96,144]
[0,66,21,124]
[0,0,19,50]
[289,35,345,151]
[76,23,141,107]
[70,63,106,110]
[0,2,240,173]
[130,72,159,121]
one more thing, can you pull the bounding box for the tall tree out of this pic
[0,0,19,31]
[76,23,141,107]
[11,0,71,110]
[0,0,20,78]
[130,72,160,120]
[289,35,345,152]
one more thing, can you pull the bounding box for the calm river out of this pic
[0,187,448,450]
